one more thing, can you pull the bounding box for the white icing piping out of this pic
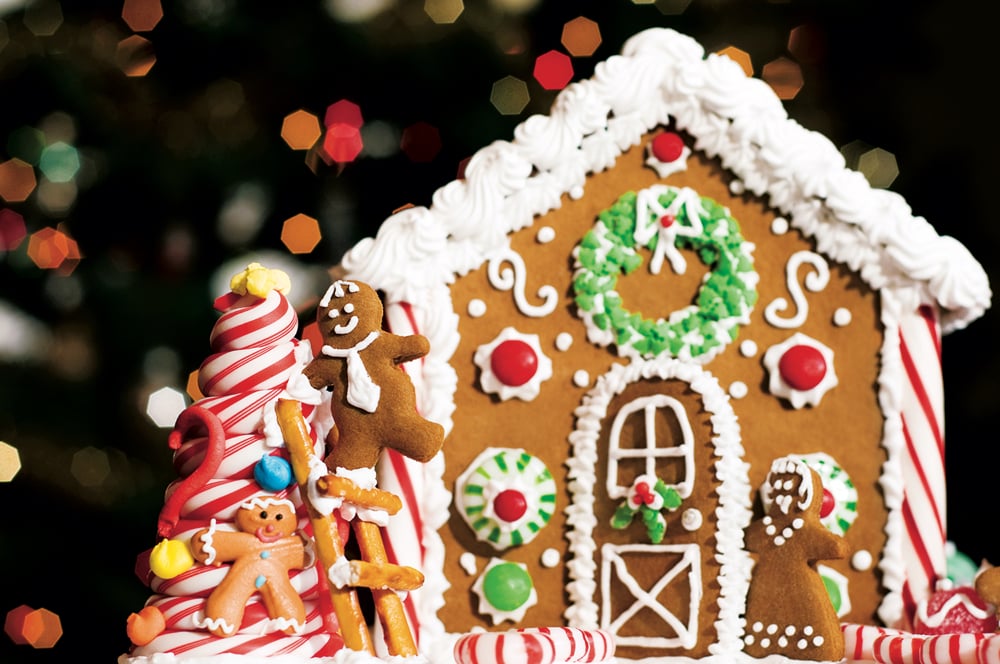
[764,250,830,328]
[486,245,559,318]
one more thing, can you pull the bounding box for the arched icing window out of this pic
[605,394,694,501]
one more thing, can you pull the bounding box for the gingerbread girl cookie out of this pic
[743,455,850,661]
[190,496,310,637]
[303,279,444,471]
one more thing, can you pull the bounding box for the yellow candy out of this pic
[229,262,291,298]
[149,538,194,580]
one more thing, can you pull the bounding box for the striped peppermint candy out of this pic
[198,340,302,396]
[872,631,925,664]
[978,633,1000,664]
[172,433,277,480]
[921,632,984,664]
[453,628,614,664]
[209,289,299,352]
[898,305,946,624]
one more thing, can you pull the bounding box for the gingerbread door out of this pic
[567,358,752,661]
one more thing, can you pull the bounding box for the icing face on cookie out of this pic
[318,279,366,339]
[235,496,297,544]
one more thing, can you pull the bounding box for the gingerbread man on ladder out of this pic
[277,278,444,657]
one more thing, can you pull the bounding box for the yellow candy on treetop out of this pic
[149,538,195,580]
[230,262,291,298]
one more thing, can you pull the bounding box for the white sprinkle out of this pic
[555,332,573,352]
[771,217,789,235]
[729,381,748,399]
[833,307,852,327]
[459,552,477,576]
[540,548,560,568]
[467,299,487,318]
[573,370,590,388]
[536,226,556,244]
[740,339,758,357]
[852,549,873,571]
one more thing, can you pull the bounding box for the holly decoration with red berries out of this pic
[611,475,682,544]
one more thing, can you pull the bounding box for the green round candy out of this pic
[821,573,843,613]
[482,562,533,611]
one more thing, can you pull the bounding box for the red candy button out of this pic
[820,487,835,519]
[491,339,538,387]
[778,344,826,390]
[651,131,685,163]
[494,489,528,522]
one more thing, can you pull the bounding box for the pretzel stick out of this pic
[275,399,374,655]
[343,559,424,591]
[317,475,403,514]
[353,519,418,657]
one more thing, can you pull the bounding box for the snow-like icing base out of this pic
[119,651,428,664]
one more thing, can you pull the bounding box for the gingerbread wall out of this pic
[437,129,887,646]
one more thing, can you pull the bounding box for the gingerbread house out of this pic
[339,28,991,662]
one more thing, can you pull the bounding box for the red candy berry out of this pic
[493,489,528,522]
[659,214,675,228]
[913,585,997,635]
[490,339,538,387]
[820,487,836,519]
[778,344,827,390]
[651,131,685,163]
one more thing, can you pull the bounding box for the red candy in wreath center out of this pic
[490,339,538,387]
[778,344,827,390]
[652,131,685,163]
[819,488,836,519]
[493,489,528,523]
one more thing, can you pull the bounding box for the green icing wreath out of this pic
[572,185,758,362]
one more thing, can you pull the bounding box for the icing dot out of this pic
[482,562,533,611]
[493,489,528,523]
[771,217,789,235]
[260,550,270,559]
[740,340,758,357]
[852,549,873,571]
[573,369,590,387]
[255,575,266,589]
[752,622,763,632]
[681,508,703,531]
[459,552,477,575]
[730,180,745,194]
[555,332,573,352]
[491,339,538,387]
[760,638,770,648]
[813,636,824,646]
[651,131,685,163]
[779,344,827,390]
[778,636,788,647]
[767,624,778,635]
[729,381,748,399]
[834,307,852,327]
[536,226,556,244]
[468,299,487,318]
[785,626,796,636]
[569,185,584,200]
[797,639,808,649]
[254,454,293,492]
[540,548,560,568]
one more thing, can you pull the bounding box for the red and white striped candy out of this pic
[198,340,301,396]
[872,631,925,664]
[453,628,614,664]
[978,633,1000,664]
[209,290,299,352]
[921,632,983,664]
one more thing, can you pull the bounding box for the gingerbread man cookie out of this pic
[303,279,445,470]
[976,564,1000,621]
[190,496,309,637]
[743,456,850,661]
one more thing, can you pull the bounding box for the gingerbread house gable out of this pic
[341,27,990,661]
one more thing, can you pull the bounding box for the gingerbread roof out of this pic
[342,27,990,339]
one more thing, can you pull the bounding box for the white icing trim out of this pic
[487,245,559,318]
[764,250,830,329]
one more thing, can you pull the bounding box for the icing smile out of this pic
[255,526,282,543]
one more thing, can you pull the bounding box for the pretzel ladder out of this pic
[275,398,421,657]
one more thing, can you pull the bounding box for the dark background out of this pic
[1,1,997,661]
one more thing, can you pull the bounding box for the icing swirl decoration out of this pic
[473,327,553,401]
[572,185,758,362]
[763,333,838,409]
[455,447,557,550]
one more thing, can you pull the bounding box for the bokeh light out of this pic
[561,16,601,57]
[281,213,322,254]
[38,141,80,183]
[71,446,112,488]
[424,0,464,24]
[6,126,45,164]
[281,110,322,150]
[0,209,26,251]
[325,99,363,129]
[360,120,399,158]
[490,75,530,115]
[0,441,21,482]
[858,146,899,189]
[400,121,441,162]
[0,158,37,202]
[718,45,753,76]
[146,386,187,428]
[4,605,62,649]
[186,369,204,402]
[788,23,826,65]
[23,1,62,37]
[36,180,78,216]
[654,0,692,14]
[26,227,71,270]
[122,0,163,32]
[762,56,804,100]
[322,123,364,163]
[116,34,156,77]
[533,50,574,90]
[324,0,395,23]
[217,182,271,247]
